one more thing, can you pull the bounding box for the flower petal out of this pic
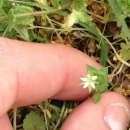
[92,76,97,80]
[81,78,87,82]
[83,82,89,88]
[90,82,95,88]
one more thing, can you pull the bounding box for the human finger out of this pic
[0,37,101,109]
[0,114,13,130]
[60,92,130,130]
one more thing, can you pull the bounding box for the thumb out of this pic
[0,114,13,130]
[60,92,130,130]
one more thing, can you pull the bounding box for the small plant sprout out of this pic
[80,65,109,103]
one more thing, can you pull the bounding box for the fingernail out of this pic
[104,103,130,130]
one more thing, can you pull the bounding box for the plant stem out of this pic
[42,102,61,112]
[53,101,66,130]
[13,108,17,130]
[107,0,130,43]
[45,15,63,44]
[38,104,49,130]
[0,3,71,21]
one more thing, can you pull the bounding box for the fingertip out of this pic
[60,92,130,130]
[103,92,130,130]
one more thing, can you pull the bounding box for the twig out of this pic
[13,108,17,130]
[45,15,63,44]
[38,104,49,130]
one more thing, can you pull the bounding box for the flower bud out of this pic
[62,9,79,28]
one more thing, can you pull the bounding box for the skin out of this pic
[0,37,129,130]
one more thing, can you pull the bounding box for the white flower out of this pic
[62,9,79,28]
[81,74,97,89]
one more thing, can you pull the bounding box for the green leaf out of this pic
[0,0,3,6]
[8,9,16,31]
[99,42,108,66]
[0,8,6,16]
[114,30,128,42]
[14,25,30,41]
[23,111,45,130]
[13,5,35,25]
[0,22,7,32]
[50,113,59,123]
[8,5,34,30]
[11,1,52,11]
[108,0,130,41]
[120,43,127,50]
[76,11,92,24]
[0,21,15,38]
[73,0,86,11]
[0,0,6,16]
[119,14,126,22]
[96,44,101,49]
[86,65,97,74]
[99,83,108,92]
[79,21,100,38]
[7,5,35,38]
[92,93,101,103]
[99,67,108,77]
[50,0,60,8]
[96,78,108,92]
[60,0,69,5]
[2,0,12,12]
